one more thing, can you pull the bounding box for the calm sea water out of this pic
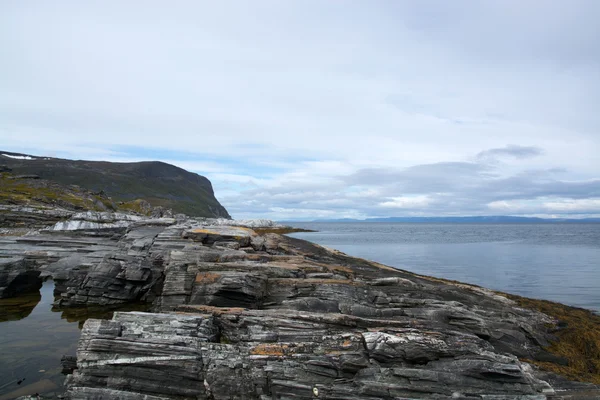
[288,223,600,312]
[0,281,80,399]
[0,281,149,398]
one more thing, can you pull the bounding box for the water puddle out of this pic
[0,280,150,399]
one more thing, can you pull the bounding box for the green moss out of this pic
[219,335,231,344]
[0,174,115,212]
[118,199,152,215]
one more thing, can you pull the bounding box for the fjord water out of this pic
[288,222,600,312]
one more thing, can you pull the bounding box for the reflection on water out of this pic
[0,281,78,399]
[53,300,151,330]
[0,291,41,323]
[0,281,151,399]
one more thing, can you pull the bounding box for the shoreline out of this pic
[294,238,600,385]
[287,233,600,385]
[1,215,599,398]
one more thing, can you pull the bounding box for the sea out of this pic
[287,222,600,313]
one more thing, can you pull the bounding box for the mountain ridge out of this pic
[0,150,230,218]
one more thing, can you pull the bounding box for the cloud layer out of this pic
[1,1,598,219]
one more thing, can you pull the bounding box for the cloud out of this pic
[488,198,600,214]
[379,196,433,209]
[543,199,600,213]
[476,145,544,161]
[0,2,598,219]
[220,154,600,219]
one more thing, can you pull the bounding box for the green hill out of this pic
[0,151,230,218]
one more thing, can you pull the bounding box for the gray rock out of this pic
[2,215,599,398]
[0,257,42,298]
[0,204,74,228]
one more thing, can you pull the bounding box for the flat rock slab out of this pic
[182,226,254,246]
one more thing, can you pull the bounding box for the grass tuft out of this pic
[505,294,600,384]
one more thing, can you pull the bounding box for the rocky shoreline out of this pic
[1,212,599,399]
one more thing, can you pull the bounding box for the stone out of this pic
[61,355,77,375]
[1,214,599,398]
[0,257,42,298]
[51,211,142,231]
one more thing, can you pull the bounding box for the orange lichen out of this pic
[189,229,215,234]
[250,343,289,356]
[195,272,220,284]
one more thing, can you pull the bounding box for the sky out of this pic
[1,1,599,220]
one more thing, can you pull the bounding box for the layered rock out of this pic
[51,211,143,231]
[68,309,555,399]
[1,214,599,398]
[0,204,75,229]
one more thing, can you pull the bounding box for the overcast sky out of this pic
[1,1,599,220]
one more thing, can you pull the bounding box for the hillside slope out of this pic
[0,151,230,218]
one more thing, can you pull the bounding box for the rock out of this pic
[8,174,40,179]
[0,257,42,298]
[0,204,74,228]
[68,309,558,399]
[67,312,217,399]
[150,207,173,218]
[51,211,142,231]
[182,226,254,247]
[203,218,285,228]
[2,215,599,398]
[61,355,77,374]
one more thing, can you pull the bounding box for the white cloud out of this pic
[488,198,600,214]
[379,196,432,209]
[543,199,600,212]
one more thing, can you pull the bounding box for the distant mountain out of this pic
[0,151,230,218]
[310,216,600,223]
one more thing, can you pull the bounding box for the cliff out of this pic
[0,151,230,218]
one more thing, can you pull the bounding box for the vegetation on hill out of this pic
[0,152,230,218]
[0,171,116,212]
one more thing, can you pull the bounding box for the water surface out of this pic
[288,222,600,312]
[0,281,150,399]
[0,281,80,399]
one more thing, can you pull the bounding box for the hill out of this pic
[0,151,230,218]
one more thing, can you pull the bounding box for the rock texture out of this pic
[0,204,75,229]
[1,214,599,399]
